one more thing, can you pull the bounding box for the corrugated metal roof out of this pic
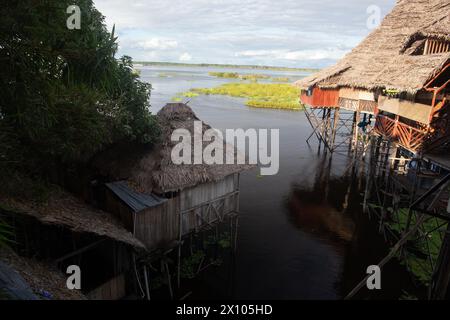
[106,181,167,213]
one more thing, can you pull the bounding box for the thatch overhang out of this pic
[295,0,450,95]
[0,249,87,300]
[0,191,146,250]
[93,103,252,194]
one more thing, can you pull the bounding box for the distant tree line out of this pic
[138,61,319,73]
[0,0,159,197]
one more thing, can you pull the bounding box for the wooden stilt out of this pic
[164,260,174,300]
[363,136,376,213]
[325,109,332,148]
[331,108,340,150]
[234,216,239,252]
[353,111,361,152]
[143,265,151,300]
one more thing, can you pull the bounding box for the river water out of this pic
[139,65,414,300]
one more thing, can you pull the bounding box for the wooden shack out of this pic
[94,103,249,252]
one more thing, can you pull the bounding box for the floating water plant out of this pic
[191,83,302,110]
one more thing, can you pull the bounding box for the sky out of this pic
[94,0,396,68]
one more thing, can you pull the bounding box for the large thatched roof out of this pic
[94,103,251,194]
[295,0,450,94]
[0,191,146,249]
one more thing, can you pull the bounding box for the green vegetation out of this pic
[385,207,445,285]
[158,72,181,78]
[209,72,240,79]
[272,77,291,82]
[208,72,290,83]
[189,83,302,110]
[180,251,206,279]
[171,91,199,102]
[0,0,159,198]
[209,72,271,81]
[136,61,319,73]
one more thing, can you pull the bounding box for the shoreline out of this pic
[134,61,319,73]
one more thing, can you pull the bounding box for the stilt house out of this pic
[296,0,449,154]
[94,103,250,251]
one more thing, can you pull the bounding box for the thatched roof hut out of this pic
[94,103,251,194]
[295,0,450,94]
[0,190,145,249]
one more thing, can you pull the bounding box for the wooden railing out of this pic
[375,114,428,152]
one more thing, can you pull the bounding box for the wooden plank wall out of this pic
[180,175,235,211]
[300,88,339,108]
[87,273,126,300]
[133,174,238,250]
[134,197,180,250]
[181,192,238,236]
[339,88,375,101]
[104,189,134,230]
[378,96,433,125]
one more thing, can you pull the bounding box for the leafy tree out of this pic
[0,0,159,192]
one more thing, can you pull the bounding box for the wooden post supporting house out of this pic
[331,108,340,147]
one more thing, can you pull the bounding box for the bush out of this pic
[0,0,159,188]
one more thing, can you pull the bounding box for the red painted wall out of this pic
[300,88,339,108]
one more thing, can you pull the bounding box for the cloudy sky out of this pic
[94,0,396,68]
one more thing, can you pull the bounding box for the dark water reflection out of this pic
[139,66,413,300]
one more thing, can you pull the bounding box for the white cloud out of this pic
[179,52,192,62]
[94,0,396,67]
[235,48,348,61]
[135,38,178,50]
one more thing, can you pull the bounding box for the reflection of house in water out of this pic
[287,156,356,245]
[287,155,417,299]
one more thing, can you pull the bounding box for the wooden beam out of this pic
[424,39,430,55]
[143,265,151,300]
[54,239,106,264]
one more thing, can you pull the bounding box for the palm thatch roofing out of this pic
[0,191,145,249]
[0,248,87,300]
[295,0,450,94]
[94,103,251,194]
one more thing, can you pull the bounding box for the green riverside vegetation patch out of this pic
[189,83,302,110]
